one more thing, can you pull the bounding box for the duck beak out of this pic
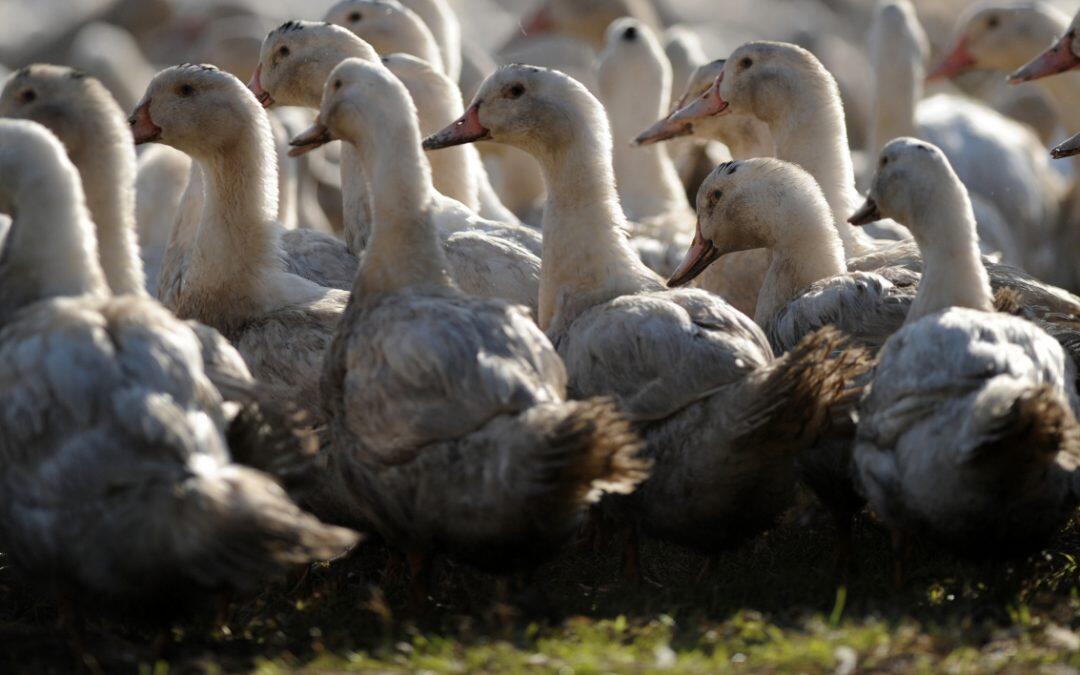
[1009,33,1080,83]
[289,119,335,157]
[248,64,274,108]
[927,38,977,81]
[633,115,694,146]
[848,197,881,226]
[669,74,730,124]
[423,103,491,150]
[1051,133,1080,159]
[668,222,720,288]
[128,99,162,145]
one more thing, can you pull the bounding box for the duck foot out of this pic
[56,595,99,673]
[833,511,855,581]
[384,549,405,587]
[890,529,911,588]
[621,526,662,588]
[407,550,431,614]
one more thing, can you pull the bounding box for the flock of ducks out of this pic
[2,0,1080,629]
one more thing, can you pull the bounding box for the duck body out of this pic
[855,308,1080,554]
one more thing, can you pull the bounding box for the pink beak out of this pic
[668,221,721,288]
[248,64,274,108]
[927,38,977,81]
[422,103,492,150]
[634,116,694,146]
[128,99,162,145]
[1009,32,1080,83]
[669,73,730,124]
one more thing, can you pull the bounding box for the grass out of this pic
[3,504,1080,673]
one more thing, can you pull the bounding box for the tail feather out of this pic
[736,327,874,448]
[963,384,1080,466]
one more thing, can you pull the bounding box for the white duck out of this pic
[668,158,916,356]
[129,64,349,405]
[869,0,1059,278]
[664,40,1080,319]
[598,19,767,316]
[324,0,445,75]
[324,2,524,226]
[424,64,869,559]
[931,1,1080,134]
[0,119,358,612]
[399,0,463,82]
[381,53,531,232]
[853,137,1080,555]
[250,21,541,313]
[665,41,913,251]
[0,65,146,297]
[294,57,647,577]
[134,144,191,295]
[597,19,693,273]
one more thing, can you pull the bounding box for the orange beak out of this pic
[668,221,720,288]
[1009,32,1080,83]
[668,72,730,124]
[128,99,162,145]
[927,38,977,81]
[423,103,491,150]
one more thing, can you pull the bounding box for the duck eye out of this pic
[507,83,525,99]
[740,57,753,69]
[278,45,290,58]
[333,79,343,90]
[349,11,362,22]
[987,16,999,29]
[711,189,723,201]
[19,89,36,104]
[880,156,889,167]
[178,84,195,97]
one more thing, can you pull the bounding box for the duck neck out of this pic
[0,165,108,319]
[188,116,282,306]
[612,125,688,223]
[340,144,372,254]
[871,46,920,155]
[72,135,147,296]
[765,78,876,258]
[755,206,848,327]
[351,114,453,298]
[906,188,992,323]
[719,114,775,160]
[535,127,660,329]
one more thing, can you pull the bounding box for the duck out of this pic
[0,118,358,616]
[324,0,445,76]
[869,0,1060,278]
[134,144,191,295]
[325,3,525,227]
[1010,6,1080,85]
[0,65,266,399]
[664,41,914,250]
[852,137,1080,556]
[291,57,648,581]
[597,19,694,275]
[250,21,542,313]
[510,0,664,53]
[663,40,1080,320]
[0,65,146,297]
[930,1,1080,135]
[129,64,349,406]
[598,20,767,316]
[399,0,463,82]
[668,158,915,356]
[380,53,531,232]
[423,63,870,560]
